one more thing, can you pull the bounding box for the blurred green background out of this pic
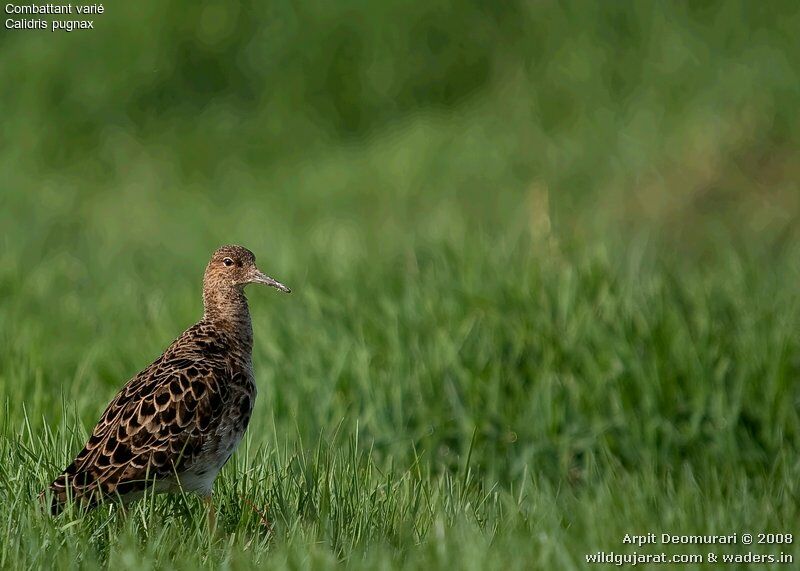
[2,1,800,568]
[4,0,799,256]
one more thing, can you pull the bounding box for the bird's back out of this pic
[47,320,255,514]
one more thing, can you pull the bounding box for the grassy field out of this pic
[2,1,800,569]
[2,238,799,570]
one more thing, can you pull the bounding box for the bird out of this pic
[45,245,291,521]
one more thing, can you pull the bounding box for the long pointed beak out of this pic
[251,270,291,293]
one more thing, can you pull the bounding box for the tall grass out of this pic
[1,237,798,568]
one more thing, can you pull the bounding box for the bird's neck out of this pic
[202,285,253,354]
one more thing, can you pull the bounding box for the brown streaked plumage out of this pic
[45,245,290,515]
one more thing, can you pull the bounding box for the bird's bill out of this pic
[250,270,291,293]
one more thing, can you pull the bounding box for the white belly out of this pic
[176,372,256,495]
[177,427,247,495]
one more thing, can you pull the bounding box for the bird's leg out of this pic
[203,494,217,534]
[238,493,272,532]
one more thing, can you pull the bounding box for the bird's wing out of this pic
[48,348,233,512]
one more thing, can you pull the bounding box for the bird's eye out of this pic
[223,257,234,267]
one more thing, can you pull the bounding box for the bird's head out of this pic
[204,245,291,294]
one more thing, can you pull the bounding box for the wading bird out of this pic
[45,245,290,525]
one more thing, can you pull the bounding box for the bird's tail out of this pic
[42,474,69,516]
[43,463,100,515]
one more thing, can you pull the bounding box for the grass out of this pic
[1,237,799,569]
[2,1,800,568]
